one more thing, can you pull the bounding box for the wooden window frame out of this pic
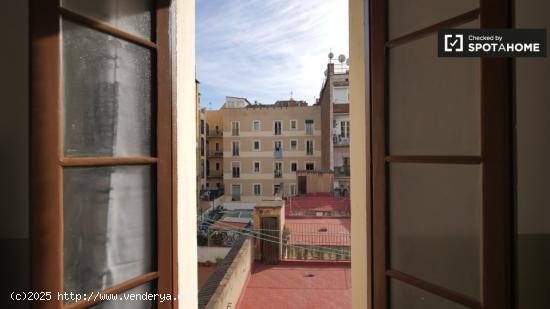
[30,0,176,308]
[369,0,513,308]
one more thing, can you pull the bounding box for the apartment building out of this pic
[319,58,351,194]
[205,109,224,190]
[197,81,207,193]
[221,99,322,202]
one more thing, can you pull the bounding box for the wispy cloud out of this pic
[196,0,349,108]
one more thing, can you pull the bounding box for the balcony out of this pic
[207,150,223,158]
[208,171,223,178]
[333,134,350,146]
[208,130,223,138]
[274,170,283,178]
[334,165,350,177]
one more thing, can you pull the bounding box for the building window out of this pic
[253,140,261,151]
[232,162,240,178]
[305,120,314,135]
[305,162,315,171]
[333,87,349,104]
[231,121,240,136]
[274,162,283,178]
[215,142,220,152]
[289,184,297,196]
[252,120,261,131]
[306,140,314,155]
[201,159,205,178]
[273,184,281,195]
[290,120,297,130]
[232,140,240,156]
[291,162,298,172]
[253,184,262,196]
[253,161,261,173]
[200,119,205,134]
[340,121,350,138]
[290,140,298,151]
[231,184,241,201]
[274,120,282,135]
[274,140,283,158]
[200,137,205,156]
[215,162,220,171]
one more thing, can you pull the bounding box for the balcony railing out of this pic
[208,171,224,178]
[208,130,223,137]
[274,170,283,178]
[207,150,223,157]
[333,135,350,146]
[334,166,351,177]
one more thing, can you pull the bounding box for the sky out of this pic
[196,0,349,109]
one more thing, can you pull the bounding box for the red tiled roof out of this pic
[285,193,350,216]
[285,218,351,246]
[237,263,351,309]
[209,221,248,230]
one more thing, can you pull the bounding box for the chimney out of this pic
[327,63,335,76]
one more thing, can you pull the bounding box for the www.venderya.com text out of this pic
[10,291,175,303]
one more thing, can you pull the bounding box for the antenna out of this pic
[338,54,346,64]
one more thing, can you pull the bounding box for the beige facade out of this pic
[221,104,322,202]
[319,62,351,193]
[205,109,224,189]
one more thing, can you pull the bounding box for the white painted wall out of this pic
[176,0,198,307]
[197,246,231,263]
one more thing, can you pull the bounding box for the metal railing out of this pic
[208,130,223,137]
[274,170,283,178]
[334,166,351,177]
[333,135,350,146]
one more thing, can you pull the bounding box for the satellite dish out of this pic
[338,54,346,64]
[328,51,334,60]
[346,58,350,66]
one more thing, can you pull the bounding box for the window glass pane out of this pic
[390,163,480,299]
[90,281,157,309]
[390,279,468,309]
[388,0,478,39]
[61,0,152,39]
[64,166,155,301]
[515,1,550,308]
[62,20,153,157]
[389,21,480,156]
